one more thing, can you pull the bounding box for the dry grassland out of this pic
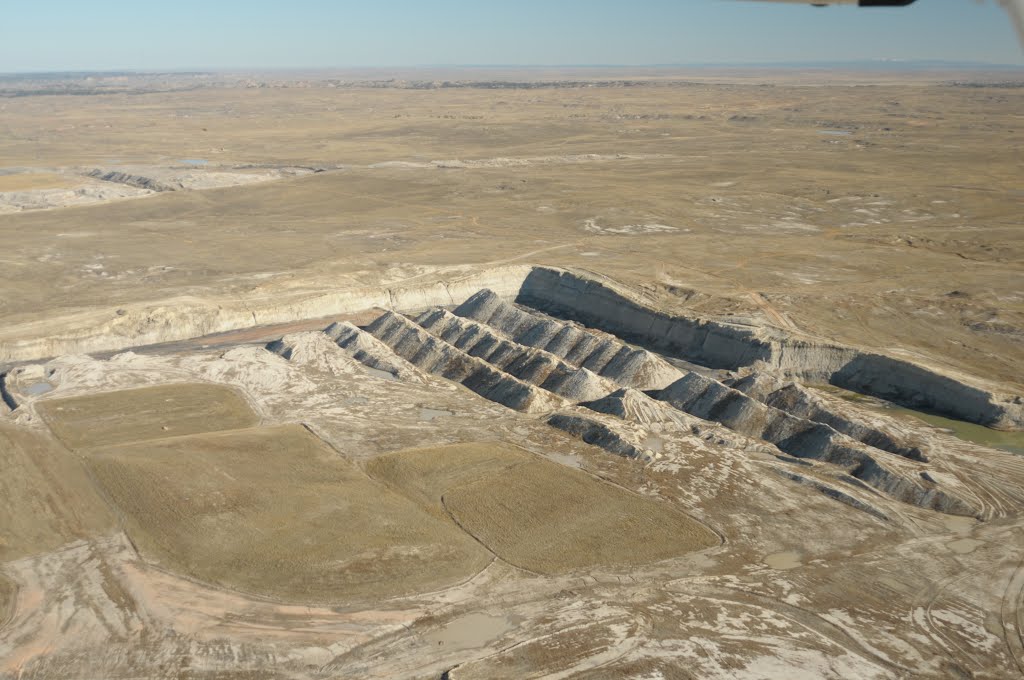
[365,442,529,520]
[0,173,81,191]
[367,442,717,573]
[0,573,14,626]
[445,459,717,573]
[1,80,1020,387]
[86,424,491,603]
[0,424,113,561]
[38,383,260,448]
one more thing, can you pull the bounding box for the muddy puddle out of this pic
[948,538,984,555]
[361,366,398,381]
[23,382,53,396]
[546,452,583,468]
[879,406,1024,456]
[419,407,452,422]
[643,434,665,453]
[942,515,976,534]
[423,612,514,651]
[764,551,802,570]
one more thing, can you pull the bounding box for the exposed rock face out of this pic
[86,169,179,192]
[832,353,1024,431]
[454,289,683,390]
[364,311,564,414]
[414,308,616,402]
[580,387,778,455]
[658,373,975,516]
[518,267,775,370]
[0,266,534,364]
[0,373,15,413]
[774,469,890,522]
[517,267,1024,430]
[731,373,926,462]
[546,412,654,461]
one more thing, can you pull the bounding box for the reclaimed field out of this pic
[0,424,113,561]
[86,424,492,604]
[38,383,260,448]
[368,442,718,573]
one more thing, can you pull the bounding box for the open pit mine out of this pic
[2,264,1023,678]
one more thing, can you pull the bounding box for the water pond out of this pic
[820,385,1024,456]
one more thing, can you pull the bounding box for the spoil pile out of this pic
[455,289,682,390]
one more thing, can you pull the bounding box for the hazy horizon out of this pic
[1,0,1021,72]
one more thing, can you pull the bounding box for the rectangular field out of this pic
[38,383,260,448]
[85,424,491,604]
[366,442,718,574]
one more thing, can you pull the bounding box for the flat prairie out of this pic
[0,75,1020,388]
[0,173,81,191]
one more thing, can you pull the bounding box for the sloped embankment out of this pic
[657,372,975,516]
[579,387,775,454]
[546,412,655,462]
[364,311,563,413]
[0,265,534,364]
[454,289,682,390]
[6,264,1019,433]
[582,387,697,428]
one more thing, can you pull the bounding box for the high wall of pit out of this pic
[518,267,1024,430]
[0,266,533,365]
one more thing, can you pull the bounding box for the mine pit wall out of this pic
[518,267,777,370]
[0,373,15,413]
[518,267,1023,430]
[0,266,532,365]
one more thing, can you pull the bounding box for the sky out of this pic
[1,0,1021,72]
